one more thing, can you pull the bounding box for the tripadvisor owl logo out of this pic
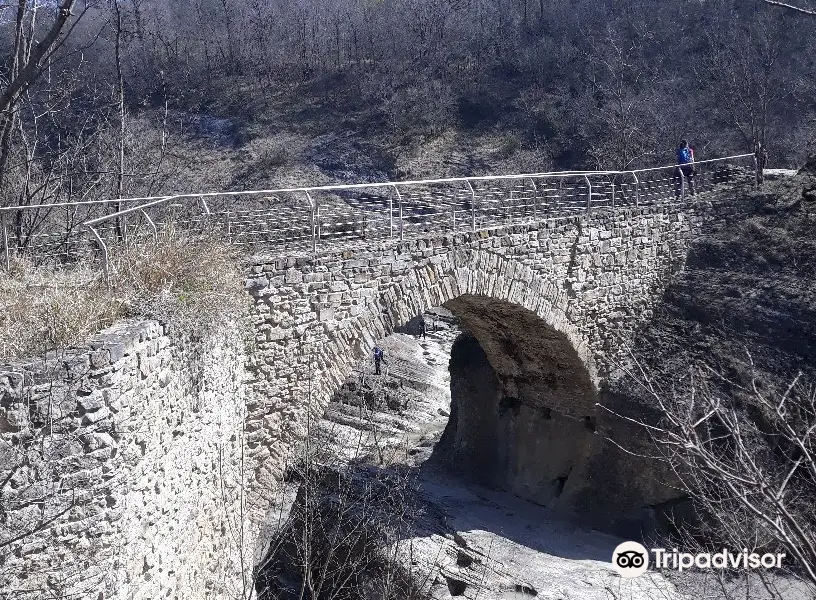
[612,542,650,578]
[611,542,787,578]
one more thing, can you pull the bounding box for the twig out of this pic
[763,0,816,16]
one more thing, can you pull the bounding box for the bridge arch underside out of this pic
[433,295,678,534]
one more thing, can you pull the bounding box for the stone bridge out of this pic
[0,156,757,599]
[241,189,750,542]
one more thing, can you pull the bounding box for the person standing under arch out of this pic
[373,345,387,375]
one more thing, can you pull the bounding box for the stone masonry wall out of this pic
[242,197,751,542]
[0,319,251,600]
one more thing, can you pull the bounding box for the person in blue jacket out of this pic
[674,139,696,198]
[373,345,387,375]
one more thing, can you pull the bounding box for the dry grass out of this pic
[0,263,124,359]
[110,228,245,330]
[0,230,245,361]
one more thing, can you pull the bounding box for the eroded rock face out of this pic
[316,309,460,466]
[447,295,598,419]
[435,296,682,534]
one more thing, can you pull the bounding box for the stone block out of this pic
[344,258,369,269]
[2,407,27,430]
[82,432,116,451]
[81,405,110,425]
[284,268,303,284]
[267,327,287,342]
[77,392,105,413]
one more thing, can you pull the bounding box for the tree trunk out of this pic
[113,0,126,242]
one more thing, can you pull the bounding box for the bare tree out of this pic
[0,1,92,186]
[580,22,667,170]
[256,456,426,600]
[111,0,126,240]
[605,360,816,591]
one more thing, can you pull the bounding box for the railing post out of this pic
[305,191,317,252]
[1,214,9,271]
[584,175,592,214]
[389,190,394,239]
[558,178,564,211]
[611,179,616,209]
[679,168,686,201]
[141,209,158,243]
[226,195,233,242]
[632,172,640,207]
[226,207,232,241]
[753,153,759,189]
[467,181,476,232]
[392,185,403,242]
[199,195,211,216]
[87,225,110,284]
[196,194,211,237]
[529,178,538,222]
[452,207,456,232]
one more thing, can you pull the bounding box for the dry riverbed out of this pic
[312,309,694,600]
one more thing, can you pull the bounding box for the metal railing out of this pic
[0,197,150,271]
[0,154,755,275]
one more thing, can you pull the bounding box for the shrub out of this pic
[0,230,244,360]
[110,228,244,331]
[0,263,124,359]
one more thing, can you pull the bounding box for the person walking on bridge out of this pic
[674,139,696,199]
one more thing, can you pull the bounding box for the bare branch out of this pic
[0,1,80,118]
[763,0,816,16]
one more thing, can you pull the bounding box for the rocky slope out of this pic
[315,307,460,466]
[631,166,816,388]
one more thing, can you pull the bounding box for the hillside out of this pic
[3,2,816,599]
[633,164,816,389]
[3,0,816,216]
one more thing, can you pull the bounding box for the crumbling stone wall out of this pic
[0,319,251,600]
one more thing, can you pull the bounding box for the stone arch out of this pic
[344,246,600,398]
[243,245,598,474]
[282,248,610,513]
[244,232,685,566]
